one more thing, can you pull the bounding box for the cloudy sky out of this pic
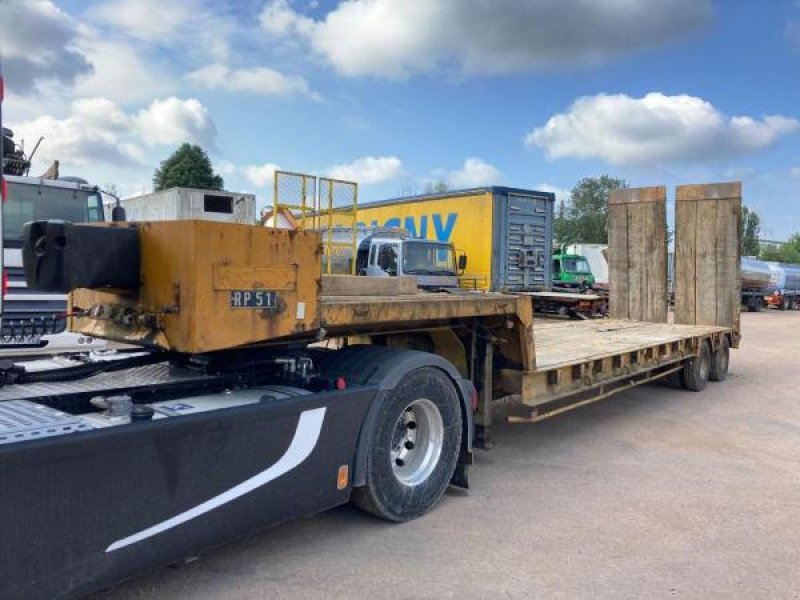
[2,0,799,238]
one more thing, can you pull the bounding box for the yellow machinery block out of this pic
[68,221,322,353]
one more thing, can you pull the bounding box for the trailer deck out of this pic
[320,291,525,333]
[533,319,725,370]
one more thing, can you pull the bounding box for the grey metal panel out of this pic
[494,191,554,292]
[0,400,93,444]
[490,191,503,291]
[0,363,213,402]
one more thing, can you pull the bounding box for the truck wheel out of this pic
[780,296,790,310]
[352,367,462,522]
[709,337,730,382]
[681,341,711,392]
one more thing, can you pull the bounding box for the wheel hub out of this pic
[390,398,444,486]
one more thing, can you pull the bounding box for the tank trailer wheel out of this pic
[709,337,730,382]
[681,341,711,392]
[352,367,462,522]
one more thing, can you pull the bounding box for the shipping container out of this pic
[356,187,555,292]
[120,187,256,224]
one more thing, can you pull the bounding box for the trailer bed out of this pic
[320,291,525,334]
[533,319,726,370]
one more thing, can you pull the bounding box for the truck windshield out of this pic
[564,258,591,274]
[4,182,102,242]
[403,241,456,275]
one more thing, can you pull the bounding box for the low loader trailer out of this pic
[0,183,741,599]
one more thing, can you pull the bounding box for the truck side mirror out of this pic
[457,254,467,271]
[111,204,127,222]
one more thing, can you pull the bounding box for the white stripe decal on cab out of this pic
[106,407,327,552]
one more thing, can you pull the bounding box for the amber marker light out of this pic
[337,465,349,490]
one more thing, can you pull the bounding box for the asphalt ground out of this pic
[96,310,800,600]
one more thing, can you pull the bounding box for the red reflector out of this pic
[336,376,347,390]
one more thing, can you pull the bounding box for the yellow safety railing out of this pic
[272,171,358,275]
[272,170,318,230]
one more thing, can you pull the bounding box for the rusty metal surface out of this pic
[69,221,322,353]
[320,292,524,330]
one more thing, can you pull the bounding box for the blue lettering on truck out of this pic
[359,213,458,242]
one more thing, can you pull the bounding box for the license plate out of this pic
[229,290,277,309]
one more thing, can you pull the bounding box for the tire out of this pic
[682,340,711,392]
[709,336,730,382]
[351,367,462,522]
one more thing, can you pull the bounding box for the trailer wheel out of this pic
[709,337,730,382]
[681,340,711,392]
[747,296,764,312]
[352,367,462,522]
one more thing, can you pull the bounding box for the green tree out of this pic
[153,144,224,191]
[555,175,628,245]
[759,234,800,263]
[740,205,761,257]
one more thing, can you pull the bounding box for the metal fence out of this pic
[272,171,358,275]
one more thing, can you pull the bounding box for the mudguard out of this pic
[317,345,475,489]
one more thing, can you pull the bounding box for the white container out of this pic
[120,187,256,224]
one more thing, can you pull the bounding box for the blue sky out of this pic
[3,0,800,239]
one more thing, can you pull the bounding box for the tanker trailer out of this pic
[741,257,772,312]
[765,262,800,310]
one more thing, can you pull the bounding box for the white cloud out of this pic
[134,97,217,148]
[440,158,501,187]
[326,156,404,184]
[9,98,141,169]
[535,183,571,204]
[90,0,231,61]
[0,0,92,93]
[186,63,320,100]
[8,96,217,172]
[216,160,238,177]
[91,0,193,41]
[525,93,800,166]
[73,37,176,104]
[261,0,711,78]
[243,163,281,187]
[260,0,314,36]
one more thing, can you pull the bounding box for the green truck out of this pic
[551,250,596,290]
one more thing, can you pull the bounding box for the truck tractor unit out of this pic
[551,250,596,290]
[764,261,800,310]
[0,174,107,355]
[351,228,463,290]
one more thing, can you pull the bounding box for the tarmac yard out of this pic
[97,311,800,600]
